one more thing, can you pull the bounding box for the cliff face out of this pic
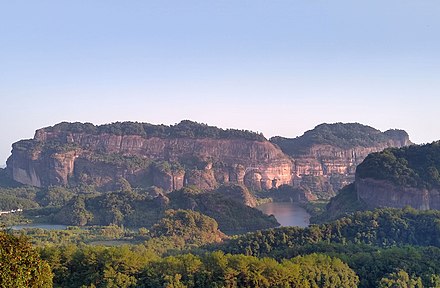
[7,121,412,199]
[356,178,440,210]
[354,142,440,210]
[272,123,411,199]
[7,126,293,192]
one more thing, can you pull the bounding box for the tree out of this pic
[0,231,53,287]
[290,254,359,288]
[379,270,423,288]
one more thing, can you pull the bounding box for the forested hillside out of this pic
[357,141,440,189]
[4,207,438,288]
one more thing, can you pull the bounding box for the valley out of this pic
[2,120,440,287]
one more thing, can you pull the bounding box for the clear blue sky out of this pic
[1,1,439,165]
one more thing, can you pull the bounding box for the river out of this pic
[256,202,310,228]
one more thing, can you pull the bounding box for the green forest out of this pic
[40,120,266,141]
[3,207,440,287]
[357,141,440,189]
[0,182,278,234]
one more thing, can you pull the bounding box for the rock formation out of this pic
[355,177,440,210]
[6,121,411,200]
[355,141,440,210]
[271,123,411,198]
[6,121,293,192]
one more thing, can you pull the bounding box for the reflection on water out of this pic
[256,202,310,228]
[9,224,68,230]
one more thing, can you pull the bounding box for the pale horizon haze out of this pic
[1,1,440,165]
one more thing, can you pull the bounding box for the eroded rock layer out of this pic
[7,122,293,191]
[7,121,411,199]
[271,123,411,198]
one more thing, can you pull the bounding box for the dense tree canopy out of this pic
[41,120,266,141]
[10,207,440,287]
[357,141,440,189]
[39,248,358,288]
[0,231,53,287]
[51,186,278,234]
[150,209,225,246]
[219,208,440,257]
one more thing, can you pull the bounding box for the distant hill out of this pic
[317,141,440,222]
[270,123,411,199]
[356,141,440,210]
[356,141,440,189]
[5,120,410,200]
[270,123,410,155]
[6,120,292,192]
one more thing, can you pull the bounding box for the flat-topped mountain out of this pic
[7,121,293,192]
[271,123,411,198]
[6,121,410,199]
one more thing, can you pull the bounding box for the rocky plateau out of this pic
[6,121,411,199]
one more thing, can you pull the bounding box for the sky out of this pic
[1,1,439,165]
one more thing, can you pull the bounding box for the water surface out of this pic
[256,202,310,228]
[10,223,68,230]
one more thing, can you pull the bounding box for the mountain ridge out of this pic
[6,120,411,200]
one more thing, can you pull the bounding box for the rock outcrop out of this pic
[354,141,440,210]
[271,123,411,198]
[6,121,293,192]
[6,121,411,199]
[356,177,440,210]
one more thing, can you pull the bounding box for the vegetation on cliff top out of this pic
[40,120,267,141]
[356,141,440,189]
[271,122,408,155]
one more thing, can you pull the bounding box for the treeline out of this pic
[36,242,440,288]
[275,243,440,287]
[357,141,440,189]
[42,120,266,141]
[0,185,79,215]
[0,181,278,234]
[7,207,440,287]
[0,186,40,211]
[219,208,440,257]
[215,208,440,287]
[271,123,408,155]
[38,245,359,288]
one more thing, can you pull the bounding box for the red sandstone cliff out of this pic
[355,177,440,210]
[6,122,411,200]
[272,123,411,198]
[7,124,293,191]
